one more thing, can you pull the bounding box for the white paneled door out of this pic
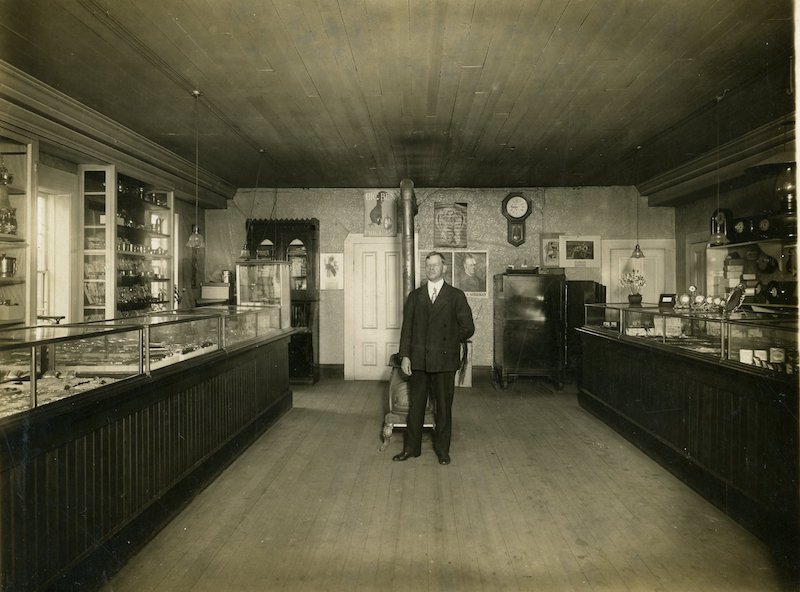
[344,234,404,380]
[602,239,676,304]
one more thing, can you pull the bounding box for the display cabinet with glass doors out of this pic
[80,166,173,321]
[243,218,319,382]
[0,130,36,327]
[236,260,291,329]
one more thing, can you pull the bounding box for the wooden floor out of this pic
[103,376,794,592]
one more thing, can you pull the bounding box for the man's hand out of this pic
[401,356,412,376]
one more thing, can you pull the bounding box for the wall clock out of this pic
[501,192,532,247]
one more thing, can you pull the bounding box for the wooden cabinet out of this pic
[246,218,319,383]
[493,272,565,389]
[0,130,36,327]
[80,166,174,320]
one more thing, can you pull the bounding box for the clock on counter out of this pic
[501,192,532,247]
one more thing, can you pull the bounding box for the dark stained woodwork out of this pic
[577,328,799,573]
[0,2,792,190]
[0,334,292,591]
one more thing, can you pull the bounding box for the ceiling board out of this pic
[0,0,793,192]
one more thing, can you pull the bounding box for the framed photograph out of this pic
[453,251,488,296]
[540,233,561,268]
[417,250,453,287]
[320,253,344,290]
[559,235,601,268]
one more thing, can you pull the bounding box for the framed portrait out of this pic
[559,235,601,268]
[417,250,453,287]
[453,251,488,296]
[320,253,343,290]
[540,233,561,268]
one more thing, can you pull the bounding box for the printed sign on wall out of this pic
[364,190,398,236]
[434,202,467,248]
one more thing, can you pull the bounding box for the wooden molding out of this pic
[638,114,795,206]
[0,60,235,208]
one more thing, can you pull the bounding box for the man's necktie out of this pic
[431,286,437,303]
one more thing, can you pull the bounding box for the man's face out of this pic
[464,258,476,275]
[425,255,446,282]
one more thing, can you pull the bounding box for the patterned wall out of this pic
[206,186,674,367]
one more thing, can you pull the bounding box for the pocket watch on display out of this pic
[501,192,532,247]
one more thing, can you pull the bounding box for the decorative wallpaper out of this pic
[205,186,674,368]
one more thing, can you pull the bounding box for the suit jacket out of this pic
[399,281,475,372]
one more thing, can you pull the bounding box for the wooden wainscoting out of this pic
[0,336,291,591]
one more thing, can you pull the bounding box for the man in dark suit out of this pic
[393,251,475,465]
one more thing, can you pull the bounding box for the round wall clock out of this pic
[501,192,532,247]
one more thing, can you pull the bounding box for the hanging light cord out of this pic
[194,90,200,229]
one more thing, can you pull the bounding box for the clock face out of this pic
[758,217,770,231]
[505,195,529,219]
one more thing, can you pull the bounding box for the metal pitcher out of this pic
[0,254,16,277]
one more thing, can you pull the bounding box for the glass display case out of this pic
[86,313,222,371]
[236,260,291,329]
[170,305,285,349]
[584,303,798,374]
[0,305,294,420]
[0,324,144,418]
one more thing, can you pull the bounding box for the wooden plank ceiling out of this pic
[0,0,794,191]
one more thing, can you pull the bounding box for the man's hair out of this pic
[426,251,446,264]
[464,254,476,265]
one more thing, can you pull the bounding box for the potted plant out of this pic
[619,270,646,306]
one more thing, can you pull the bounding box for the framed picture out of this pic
[453,251,488,296]
[559,235,601,267]
[540,233,561,268]
[320,253,343,290]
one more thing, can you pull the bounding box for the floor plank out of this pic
[103,376,794,592]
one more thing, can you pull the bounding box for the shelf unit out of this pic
[245,218,319,383]
[0,130,36,327]
[707,236,797,306]
[80,166,174,320]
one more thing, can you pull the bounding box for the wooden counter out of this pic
[0,330,293,591]
[577,327,799,572]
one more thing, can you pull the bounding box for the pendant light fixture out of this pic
[709,104,730,246]
[186,89,205,249]
[630,194,645,258]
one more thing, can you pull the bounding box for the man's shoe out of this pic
[438,454,451,465]
[392,451,420,461]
